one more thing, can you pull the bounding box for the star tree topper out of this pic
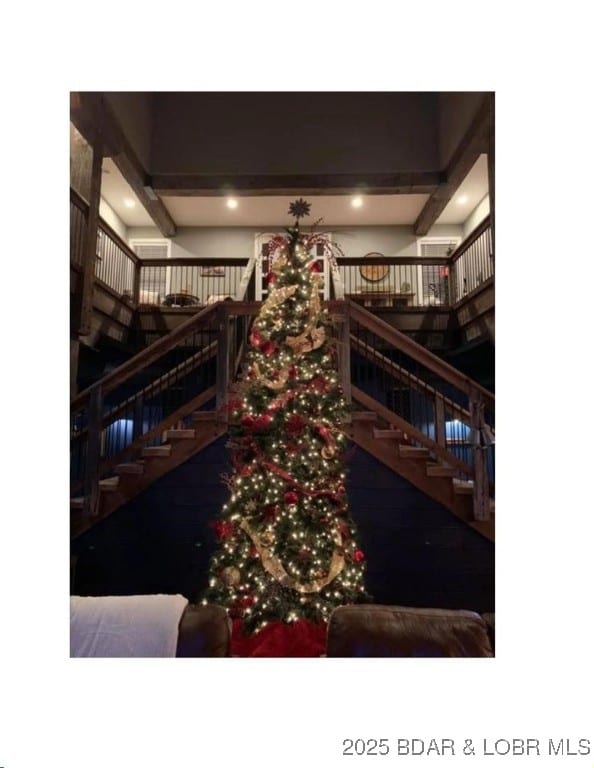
[288,198,311,222]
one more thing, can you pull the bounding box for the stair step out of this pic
[115,462,145,475]
[163,429,195,440]
[426,463,457,477]
[191,410,217,421]
[142,445,172,457]
[373,428,404,440]
[351,411,378,422]
[399,445,430,459]
[71,497,85,509]
[99,476,120,491]
[453,479,474,495]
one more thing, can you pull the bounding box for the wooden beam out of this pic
[77,136,103,337]
[487,93,495,258]
[70,92,177,238]
[151,171,441,197]
[414,94,494,235]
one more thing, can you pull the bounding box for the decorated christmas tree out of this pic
[202,199,368,650]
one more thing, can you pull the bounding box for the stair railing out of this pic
[71,303,224,518]
[345,299,494,521]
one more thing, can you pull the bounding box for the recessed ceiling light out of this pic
[457,195,468,205]
[351,196,363,208]
[226,198,238,209]
[123,198,135,208]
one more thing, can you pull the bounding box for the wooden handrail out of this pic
[71,303,220,410]
[347,299,495,408]
[448,215,491,264]
[98,219,139,265]
[71,186,139,265]
[352,387,474,477]
[350,334,472,423]
[70,187,89,211]
[336,256,450,267]
[138,257,249,268]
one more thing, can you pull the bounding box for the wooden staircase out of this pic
[347,397,494,542]
[71,299,494,542]
[71,409,226,538]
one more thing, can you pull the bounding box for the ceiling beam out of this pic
[70,93,177,238]
[150,171,441,197]
[413,94,494,236]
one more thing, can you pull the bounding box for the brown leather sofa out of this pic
[326,604,494,657]
[176,604,231,657]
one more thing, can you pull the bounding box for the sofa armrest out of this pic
[176,604,232,657]
[327,604,493,657]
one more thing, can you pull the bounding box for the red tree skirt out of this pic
[231,618,327,657]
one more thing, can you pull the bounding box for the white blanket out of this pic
[70,594,189,657]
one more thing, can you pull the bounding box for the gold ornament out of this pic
[221,566,241,586]
[271,249,289,273]
[251,363,290,390]
[260,530,275,547]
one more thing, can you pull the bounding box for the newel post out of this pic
[469,385,489,521]
[216,303,230,421]
[337,303,352,412]
[435,394,446,447]
[83,383,103,520]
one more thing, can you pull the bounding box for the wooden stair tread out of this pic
[115,462,145,475]
[163,428,196,439]
[426,463,457,477]
[399,445,430,458]
[351,411,378,421]
[98,476,119,491]
[142,445,172,457]
[70,497,85,508]
[373,428,404,439]
[453,479,474,494]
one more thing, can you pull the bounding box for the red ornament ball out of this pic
[284,491,299,506]
[353,549,365,563]
[260,340,277,357]
[265,272,277,286]
[249,328,262,348]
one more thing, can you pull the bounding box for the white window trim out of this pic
[416,236,461,305]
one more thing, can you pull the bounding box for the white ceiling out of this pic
[100,154,488,231]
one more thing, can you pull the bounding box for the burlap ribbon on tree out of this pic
[239,519,345,594]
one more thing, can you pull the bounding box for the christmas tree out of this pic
[202,199,368,645]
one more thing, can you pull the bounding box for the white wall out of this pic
[127,223,463,261]
[127,223,463,305]
[462,195,490,239]
[100,198,128,241]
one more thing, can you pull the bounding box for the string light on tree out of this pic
[202,199,368,642]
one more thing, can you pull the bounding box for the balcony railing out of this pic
[329,216,493,309]
[137,258,252,308]
[448,217,493,304]
[71,188,492,324]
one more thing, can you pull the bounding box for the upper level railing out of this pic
[137,257,253,308]
[448,217,493,304]
[71,187,491,318]
[329,216,493,309]
[71,188,139,299]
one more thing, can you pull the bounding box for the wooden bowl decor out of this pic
[359,252,389,283]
